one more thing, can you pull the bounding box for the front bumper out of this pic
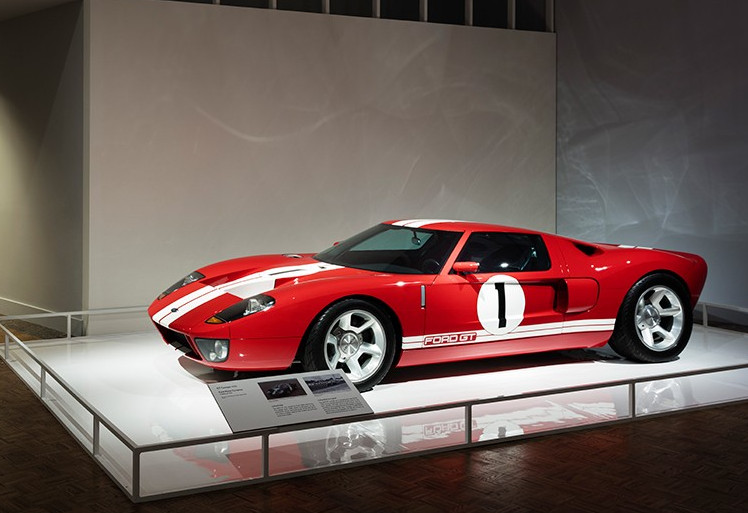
[152,321,301,371]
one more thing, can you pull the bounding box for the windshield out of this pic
[314,224,462,275]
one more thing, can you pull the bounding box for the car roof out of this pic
[385,219,543,234]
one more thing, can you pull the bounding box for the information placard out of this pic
[208,370,373,433]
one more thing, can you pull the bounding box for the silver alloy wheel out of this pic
[324,309,386,384]
[634,285,684,351]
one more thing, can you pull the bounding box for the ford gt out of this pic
[148,220,708,390]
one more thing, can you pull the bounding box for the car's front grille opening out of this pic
[155,324,201,360]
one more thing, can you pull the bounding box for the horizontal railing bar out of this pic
[699,301,748,315]
[0,302,743,324]
[0,306,148,322]
[1,301,743,331]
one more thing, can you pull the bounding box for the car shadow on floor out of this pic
[380,346,624,386]
[178,345,625,386]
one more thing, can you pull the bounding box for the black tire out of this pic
[608,273,693,362]
[302,299,397,392]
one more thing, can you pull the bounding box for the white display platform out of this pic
[3,322,748,502]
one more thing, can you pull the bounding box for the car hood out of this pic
[149,254,380,328]
[196,253,365,295]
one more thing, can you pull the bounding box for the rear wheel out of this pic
[302,299,397,392]
[609,274,692,362]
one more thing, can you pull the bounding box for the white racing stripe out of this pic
[159,288,228,328]
[401,318,616,350]
[220,263,341,300]
[153,285,219,325]
[618,244,653,250]
[154,262,342,327]
[392,219,462,228]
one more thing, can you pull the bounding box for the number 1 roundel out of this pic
[477,275,525,335]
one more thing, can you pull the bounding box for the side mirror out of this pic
[453,261,480,275]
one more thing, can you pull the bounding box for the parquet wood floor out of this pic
[1,320,747,512]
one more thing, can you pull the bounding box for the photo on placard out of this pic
[258,378,307,400]
[303,373,349,395]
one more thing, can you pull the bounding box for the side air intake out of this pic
[574,242,603,256]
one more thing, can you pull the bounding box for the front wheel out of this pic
[302,299,397,392]
[608,274,693,362]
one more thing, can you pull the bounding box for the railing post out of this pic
[132,450,141,502]
[41,368,48,399]
[702,303,709,328]
[629,382,636,419]
[67,315,72,339]
[262,433,270,478]
[4,333,9,360]
[93,417,101,456]
[465,404,473,444]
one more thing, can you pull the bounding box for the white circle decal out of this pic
[477,275,525,335]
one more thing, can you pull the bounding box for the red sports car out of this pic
[149,220,707,390]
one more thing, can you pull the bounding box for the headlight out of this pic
[205,294,275,324]
[195,338,229,362]
[157,271,205,300]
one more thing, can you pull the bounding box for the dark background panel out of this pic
[277,0,323,13]
[516,0,546,31]
[474,0,508,29]
[222,0,270,8]
[428,0,465,25]
[331,0,372,17]
[556,0,748,307]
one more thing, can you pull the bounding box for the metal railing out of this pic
[699,301,748,329]
[0,306,146,339]
[1,304,747,502]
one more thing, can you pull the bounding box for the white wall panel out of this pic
[87,0,556,309]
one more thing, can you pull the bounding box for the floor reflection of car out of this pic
[173,385,671,479]
[638,379,694,415]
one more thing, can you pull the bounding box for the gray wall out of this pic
[557,0,748,308]
[0,2,83,316]
[86,0,557,311]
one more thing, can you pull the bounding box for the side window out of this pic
[456,232,551,273]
